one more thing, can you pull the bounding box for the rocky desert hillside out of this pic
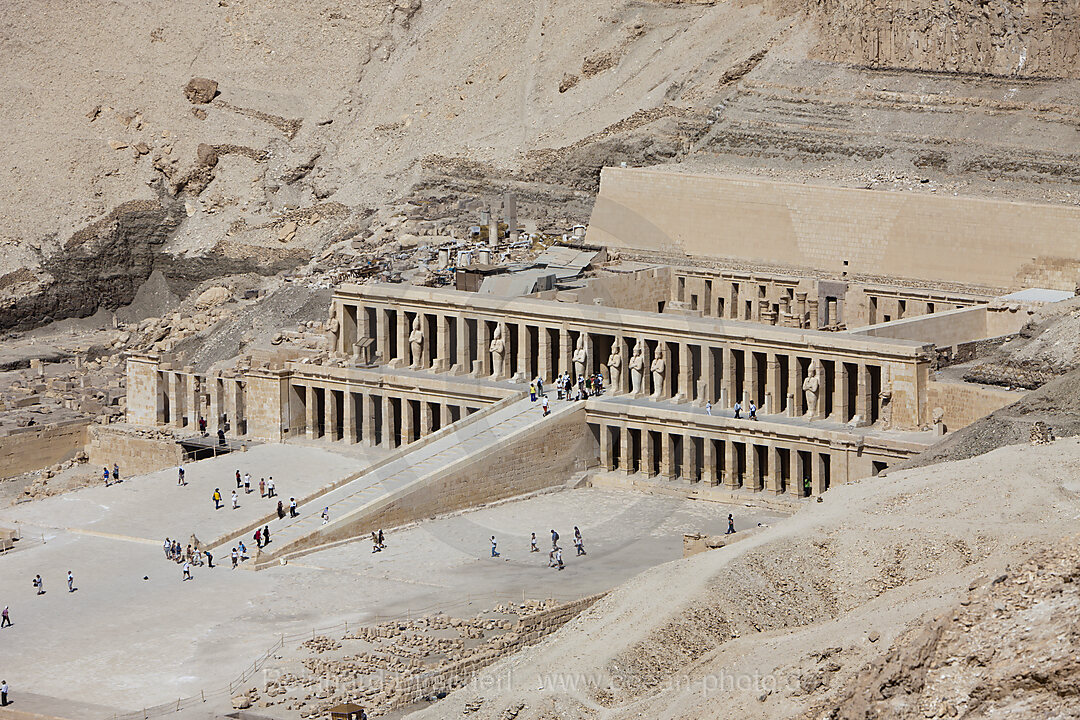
[7,0,1080,332]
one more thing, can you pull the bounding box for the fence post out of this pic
[201,690,205,703]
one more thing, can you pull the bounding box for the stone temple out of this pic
[116,169,1071,564]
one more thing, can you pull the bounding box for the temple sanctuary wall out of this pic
[551,267,672,312]
[848,304,1031,347]
[0,418,89,479]
[926,382,1019,432]
[87,425,185,477]
[587,167,1080,292]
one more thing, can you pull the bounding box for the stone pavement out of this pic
[232,396,571,562]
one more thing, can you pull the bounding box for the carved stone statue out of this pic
[572,336,587,379]
[408,317,425,369]
[489,325,505,378]
[879,366,893,429]
[629,341,645,396]
[650,346,666,399]
[607,343,623,394]
[325,311,340,352]
[802,361,820,420]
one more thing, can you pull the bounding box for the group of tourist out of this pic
[102,463,121,487]
[553,372,604,401]
[704,400,759,420]
[490,526,588,571]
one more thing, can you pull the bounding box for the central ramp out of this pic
[230,395,589,567]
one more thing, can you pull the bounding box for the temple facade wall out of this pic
[333,283,934,430]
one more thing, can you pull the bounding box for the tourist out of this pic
[199,417,206,434]
[259,478,266,498]
[235,470,241,488]
[177,466,186,486]
[733,401,742,419]
[213,488,222,510]
[103,466,110,486]
[276,500,285,519]
[289,498,298,518]
[748,401,758,420]
[239,542,249,560]
[377,529,384,549]
[67,570,74,592]
[726,513,735,535]
[490,536,499,557]
[1,679,8,707]
[371,531,381,553]
[555,548,564,570]
[1,606,11,628]
[263,525,271,545]
[217,428,226,446]
[575,535,586,556]
[551,529,559,549]
[163,538,172,559]
[182,561,192,581]
[231,548,238,569]
[205,550,214,568]
[113,463,120,482]
[254,528,262,548]
[33,574,44,595]
[548,549,557,567]
[244,473,251,494]
[541,395,550,416]
[231,490,239,509]
[529,382,537,402]
[267,477,276,498]
[705,401,712,416]
[530,532,538,552]
[321,507,329,524]
[536,376,544,396]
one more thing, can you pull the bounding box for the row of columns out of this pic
[157,370,246,436]
[595,422,839,496]
[348,302,885,423]
[291,382,479,449]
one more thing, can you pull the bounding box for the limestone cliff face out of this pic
[800,0,1080,77]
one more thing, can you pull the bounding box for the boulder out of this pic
[184,77,219,104]
[196,143,218,168]
[195,286,230,308]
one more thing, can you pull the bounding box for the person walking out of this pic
[733,401,742,419]
[555,548,564,570]
[290,498,298,518]
[529,382,537,402]
[377,529,384,549]
[231,490,239,510]
[182,561,192,581]
[541,395,550,417]
[550,529,559,550]
[235,470,242,488]
[537,376,544,396]
[263,525,271,545]
[33,574,44,595]
[705,401,712,416]
[205,550,214,568]
[321,507,329,524]
[103,466,110,487]
[371,531,381,553]
[548,549,557,567]
[1,679,8,707]
[267,477,276,498]
[231,548,238,569]
[490,536,499,557]
[1,606,11,628]
[244,473,251,494]
[530,533,538,552]
[163,538,172,559]
[574,535,586,556]
[67,571,74,592]
[726,513,735,535]
[254,528,262,549]
[177,466,186,486]
[113,463,120,483]
[259,477,266,498]
[213,489,222,510]
[748,401,758,420]
[276,500,285,520]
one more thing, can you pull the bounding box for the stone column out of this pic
[325,387,339,440]
[833,362,849,422]
[538,325,552,383]
[453,314,469,375]
[377,308,391,365]
[812,452,826,495]
[682,435,696,483]
[501,323,513,380]
[724,439,738,489]
[435,314,450,372]
[745,443,761,491]
[619,423,631,475]
[186,371,200,430]
[229,380,244,436]
[747,351,759,408]
[675,341,692,404]
[343,391,357,444]
[641,340,653,398]
[559,328,572,382]
[420,401,433,437]
[401,397,415,444]
[476,321,491,377]
[382,395,397,448]
[703,436,716,485]
[642,429,655,476]
[807,299,819,329]
[517,323,533,382]
[394,311,410,368]
[722,347,736,410]
[790,449,805,497]
[766,353,781,414]
[600,423,613,471]
[856,363,870,425]
[208,378,224,434]
[618,336,631,396]
[795,291,808,328]
[788,356,801,417]
[700,345,715,406]
[660,433,675,480]
[766,444,782,494]
[169,373,184,428]
[361,394,376,446]
[305,385,317,439]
